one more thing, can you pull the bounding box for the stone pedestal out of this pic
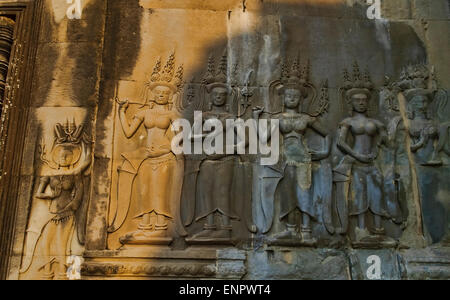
[82,246,450,280]
[82,247,246,280]
[245,247,350,280]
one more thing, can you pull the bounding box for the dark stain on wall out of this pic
[102,0,143,80]
[30,1,59,107]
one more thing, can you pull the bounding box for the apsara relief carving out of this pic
[252,56,331,247]
[108,53,187,247]
[20,119,91,280]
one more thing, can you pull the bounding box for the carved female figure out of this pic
[396,64,450,243]
[253,60,330,245]
[405,90,442,165]
[108,54,186,245]
[382,85,409,228]
[20,120,91,280]
[183,55,247,243]
[333,63,395,246]
[397,64,449,165]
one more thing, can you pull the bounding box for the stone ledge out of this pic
[82,247,246,279]
[402,247,450,280]
[82,246,450,280]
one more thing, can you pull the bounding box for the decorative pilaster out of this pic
[0,16,15,107]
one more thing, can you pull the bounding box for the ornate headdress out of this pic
[397,63,434,101]
[146,52,183,94]
[267,54,320,115]
[54,118,84,145]
[51,119,85,168]
[279,55,311,97]
[203,53,229,93]
[342,61,374,99]
[38,118,91,172]
[398,63,429,89]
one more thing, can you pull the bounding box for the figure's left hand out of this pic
[252,106,264,118]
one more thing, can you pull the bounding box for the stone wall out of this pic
[0,0,448,280]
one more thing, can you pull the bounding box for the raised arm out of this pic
[74,144,92,176]
[251,106,280,141]
[118,100,144,138]
[35,176,54,200]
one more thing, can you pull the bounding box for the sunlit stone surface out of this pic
[0,0,448,280]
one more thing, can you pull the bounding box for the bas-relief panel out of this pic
[104,7,256,250]
[107,53,186,249]
[18,77,449,271]
[105,53,450,252]
[97,2,448,255]
[19,108,92,280]
[13,1,450,280]
[107,52,256,249]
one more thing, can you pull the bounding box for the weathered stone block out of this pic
[245,248,349,280]
[348,249,404,280]
[402,247,450,280]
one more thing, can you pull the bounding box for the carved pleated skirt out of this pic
[349,163,387,217]
[195,156,239,221]
[130,153,177,219]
